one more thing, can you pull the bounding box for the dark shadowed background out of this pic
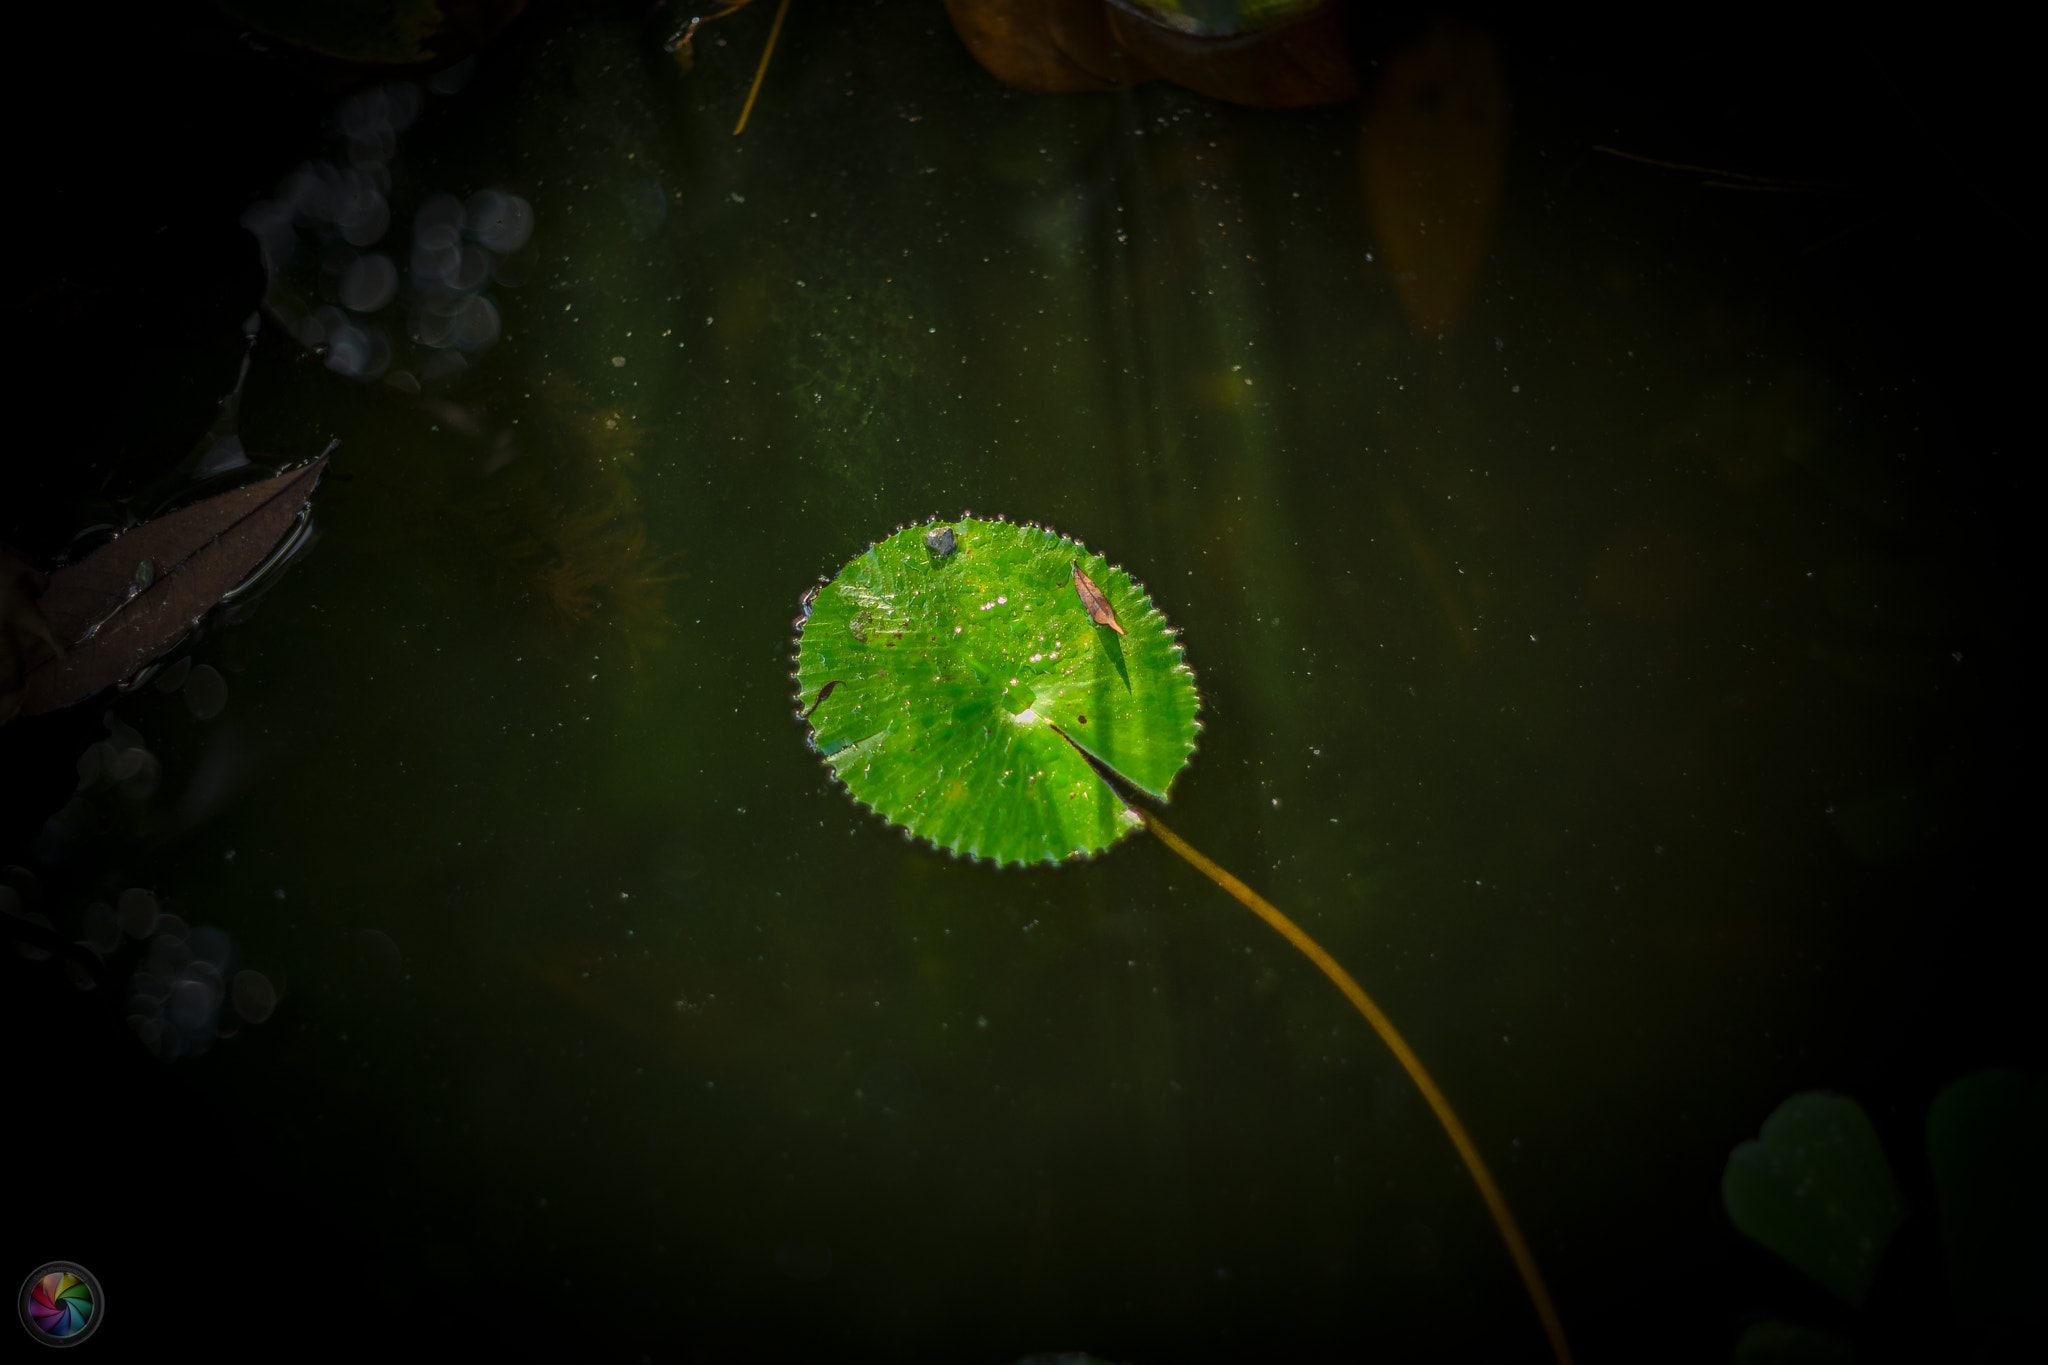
[3,3,2032,1361]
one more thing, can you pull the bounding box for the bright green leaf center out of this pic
[793,517,1201,865]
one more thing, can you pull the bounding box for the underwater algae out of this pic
[508,373,678,643]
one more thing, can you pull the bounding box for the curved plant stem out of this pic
[1138,808,1574,1365]
[733,0,794,135]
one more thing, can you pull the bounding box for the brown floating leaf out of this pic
[15,452,331,718]
[1070,560,1126,635]
[944,0,1154,93]
[1104,0,1355,109]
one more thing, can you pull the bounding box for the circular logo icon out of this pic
[18,1262,102,1348]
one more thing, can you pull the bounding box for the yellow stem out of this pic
[733,0,793,135]
[1138,808,1574,1365]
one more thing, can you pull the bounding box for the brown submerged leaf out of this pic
[1070,560,1125,634]
[14,452,331,718]
[1359,23,1507,338]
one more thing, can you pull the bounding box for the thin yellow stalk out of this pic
[1138,807,1573,1365]
[733,0,794,135]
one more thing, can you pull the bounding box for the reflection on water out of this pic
[241,73,533,389]
[11,4,1992,1359]
[6,873,286,1060]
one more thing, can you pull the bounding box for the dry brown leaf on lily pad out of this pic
[12,448,333,719]
[1070,560,1126,634]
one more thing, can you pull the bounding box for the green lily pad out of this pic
[1722,1092,1905,1308]
[792,517,1200,865]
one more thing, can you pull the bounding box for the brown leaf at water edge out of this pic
[944,0,1155,93]
[13,450,333,719]
[1105,0,1356,109]
[1071,561,1125,634]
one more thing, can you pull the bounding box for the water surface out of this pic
[32,7,1990,1360]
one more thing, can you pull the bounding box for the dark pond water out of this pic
[5,5,2033,1362]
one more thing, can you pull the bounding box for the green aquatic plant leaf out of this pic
[792,516,1199,865]
[793,516,1571,1363]
[1723,1091,1906,1308]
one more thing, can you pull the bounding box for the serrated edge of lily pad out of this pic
[788,512,1203,868]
